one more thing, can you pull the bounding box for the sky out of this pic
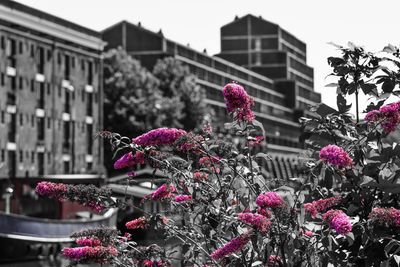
[16,0,400,112]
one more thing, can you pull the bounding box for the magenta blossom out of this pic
[268,255,282,267]
[365,101,400,133]
[144,184,176,201]
[319,145,353,168]
[143,259,169,267]
[62,246,118,263]
[125,216,148,230]
[132,128,187,147]
[210,231,251,260]
[304,197,342,218]
[174,195,192,203]
[113,151,145,169]
[35,181,68,200]
[322,209,352,235]
[368,207,400,227]
[256,192,285,209]
[237,212,271,234]
[222,83,255,122]
[75,237,102,247]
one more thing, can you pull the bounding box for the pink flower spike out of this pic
[322,209,352,235]
[125,216,148,230]
[132,128,187,147]
[222,83,255,122]
[210,231,251,260]
[319,145,353,168]
[174,195,192,203]
[256,192,285,209]
[368,207,400,227]
[304,197,342,218]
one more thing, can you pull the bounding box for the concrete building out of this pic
[102,17,322,179]
[216,14,320,111]
[0,0,106,182]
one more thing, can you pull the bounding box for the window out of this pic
[81,59,85,71]
[31,115,34,127]
[58,85,61,97]
[47,117,51,129]
[19,150,23,163]
[37,46,45,74]
[87,61,93,85]
[31,151,35,163]
[30,44,34,57]
[1,111,4,123]
[47,152,51,164]
[57,52,61,65]
[38,82,45,109]
[19,41,23,54]
[19,113,23,125]
[1,73,4,86]
[37,117,45,141]
[0,149,5,162]
[0,36,5,50]
[47,49,52,61]
[30,79,35,92]
[19,77,23,90]
[71,56,75,68]
[64,54,70,80]
[254,38,261,51]
[47,83,51,95]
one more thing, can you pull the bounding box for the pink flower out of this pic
[257,208,272,218]
[62,246,118,262]
[75,237,102,247]
[35,182,68,200]
[145,184,176,201]
[319,145,353,168]
[365,101,400,133]
[222,83,255,122]
[175,133,204,154]
[249,136,264,146]
[268,255,282,267]
[199,156,221,173]
[125,216,148,230]
[256,192,285,209]
[304,197,342,218]
[113,151,145,169]
[303,230,314,237]
[143,259,168,267]
[237,212,271,234]
[368,207,400,227]
[322,210,352,235]
[193,171,209,181]
[174,195,192,202]
[210,231,251,260]
[132,128,187,147]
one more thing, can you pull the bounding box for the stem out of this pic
[355,89,359,123]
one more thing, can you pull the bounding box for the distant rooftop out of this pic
[0,0,101,38]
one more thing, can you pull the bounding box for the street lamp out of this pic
[2,187,14,214]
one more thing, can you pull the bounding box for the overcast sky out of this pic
[17,0,400,112]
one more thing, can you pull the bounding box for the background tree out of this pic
[153,57,207,130]
[103,49,207,175]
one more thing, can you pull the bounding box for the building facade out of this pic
[0,0,105,180]
[216,14,320,111]
[102,17,321,165]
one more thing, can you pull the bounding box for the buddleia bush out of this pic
[37,43,400,266]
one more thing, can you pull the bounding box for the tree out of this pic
[153,57,207,130]
[103,48,184,138]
